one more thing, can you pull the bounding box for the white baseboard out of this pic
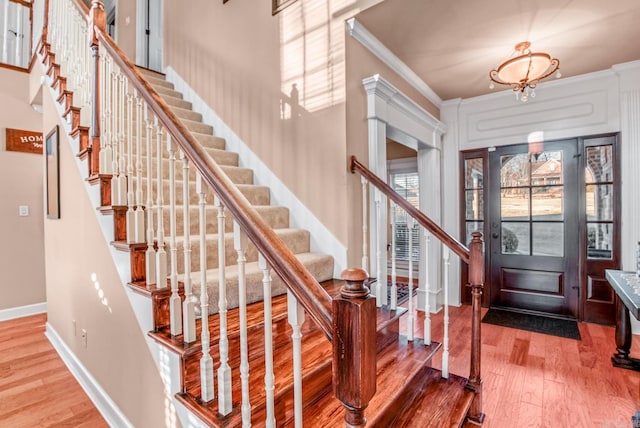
[164,67,347,277]
[0,302,46,322]
[45,323,133,428]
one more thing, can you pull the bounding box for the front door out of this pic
[489,140,580,318]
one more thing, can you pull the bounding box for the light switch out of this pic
[19,205,29,217]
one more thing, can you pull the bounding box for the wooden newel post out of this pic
[333,268,377,427]
[89,1,106,177]
[467,232,485,425]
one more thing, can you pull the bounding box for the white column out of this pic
[361,177,369,273]
[367,118,388,293]
[234,222,252,426]
[197,173,215,403]
[215,196,232,415]
[287,290,305,428]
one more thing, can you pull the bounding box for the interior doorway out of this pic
[136,0,163,71]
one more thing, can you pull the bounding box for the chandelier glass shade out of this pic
[489,41,560,101]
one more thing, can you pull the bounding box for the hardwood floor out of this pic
[2,307,639,427]
[0,314,107,427]
[406,305,640,428]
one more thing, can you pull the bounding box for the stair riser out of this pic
[153,85,184,99]
[160,94,193,110]
[126,119,214,137]
[120,133,225,151]
[120,105,202,123]
[145,75,174,89]
[172,229,311,273]
[121,151,239,173]
[168,205,289,236]
[128,161,251,184]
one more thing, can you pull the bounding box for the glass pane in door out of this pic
[501,154,530,187]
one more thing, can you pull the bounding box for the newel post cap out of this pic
[340,268,370,299]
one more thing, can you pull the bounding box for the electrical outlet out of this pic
[72,320,76,336]
[81,329,87,348]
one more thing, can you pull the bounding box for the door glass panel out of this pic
[532,223,564,256]
[501,154,530,187]
[501,188,530,219]
[465,158,484,189]
[466,221,483,246]
[531,151,563,185]
[586,184,613,221]
[502,222,530,255]
[465,190,483,220]
[585,145,613,183]
[587,223,613,259]
[532,186,564,220]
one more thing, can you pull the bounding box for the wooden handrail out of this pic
[92,23,334,340]
[350,156,470,264]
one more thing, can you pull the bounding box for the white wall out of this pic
[440,60,640,317]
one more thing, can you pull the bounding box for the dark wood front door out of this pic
[488,140,580,318]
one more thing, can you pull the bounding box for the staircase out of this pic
[38,0,486,426]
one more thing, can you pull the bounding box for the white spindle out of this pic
[287,291,305,428]
[167,135,181,336]
[133,93,145,242]
[181,151,196,344]
[113,73,127,206]
[155,119,167,288]
[144,104,156,285]
[197,173,215,403]
[390,202,398,310]
[374,189,384,307]
[2,1,9,64]
[423,230,432,345]
[407,217,415,341]
[234,222,251,425]
[126,81,136,243]
[259,254,276,428]
[442,246,451,379]
[215,196,232,415]
[361,176,369,272]
[99,55,113,174]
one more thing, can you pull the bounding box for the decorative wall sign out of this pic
[5,128,44,155]
[45,126,60,219]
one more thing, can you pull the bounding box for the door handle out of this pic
[492,232,499,239]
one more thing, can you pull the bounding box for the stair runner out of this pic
[135,67,334,312]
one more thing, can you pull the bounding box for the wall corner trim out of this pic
[0,302,47,322]
[347,17,443,107]
[45,323,134,428]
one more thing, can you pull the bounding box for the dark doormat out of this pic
[482,308,581,340]
[387,281,417,305]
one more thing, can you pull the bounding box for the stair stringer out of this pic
[41,61,208,428]
[165,66,347,278]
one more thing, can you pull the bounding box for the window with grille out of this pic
[390,172,420,262]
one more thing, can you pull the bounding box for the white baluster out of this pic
[259,254,276,428]
[234,222,251,425]
[215,196,232,415]
[374,189,387,307]
[197,173,215,403]
[133,93,145,242]
[390,201,398,311]
[144,104,156,285]
[167,135,181,336]
[407,217,415,341]
[361,176,369,273]
[126,80,136,243]
[287,291,305,428]
[155,118,167,288]
[423,230,432,345]
[442,246,451,379]
[112,72,127,206]
[181,151,196,344]
[99,55,113,175]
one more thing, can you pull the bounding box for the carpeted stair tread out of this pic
[184,252,334,314]
[159,93,193,110]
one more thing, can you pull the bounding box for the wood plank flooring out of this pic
[0,314,107,427]
[403,305,640,428]
[2,306,639,428]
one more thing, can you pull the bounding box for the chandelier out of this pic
[489,41,560,102]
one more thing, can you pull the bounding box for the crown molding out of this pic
[347,17,443,108]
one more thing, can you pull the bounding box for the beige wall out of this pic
[345,33,439,267]
[42,89,169,428]
[0,67,45,311]
[115,0,137,61]
[164,0,349,249]
[387,139,417,160]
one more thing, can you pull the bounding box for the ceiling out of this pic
[356,0,640,101]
